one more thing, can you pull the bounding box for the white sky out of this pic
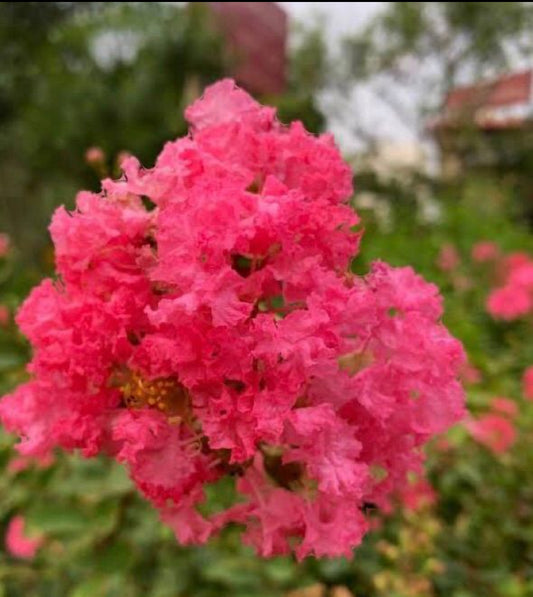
[280,2,385,38]
[281,2,533,156]
[281,2,416,153]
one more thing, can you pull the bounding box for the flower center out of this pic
[121,372,191,424]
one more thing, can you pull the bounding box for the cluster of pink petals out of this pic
[0,305,9,327]
[5,516,43,559]
[487,252,533,321]
[0,233,10,259]
[459,360,482,386]
[436,243,460,272]
[466,397,517,455]
[489,397,519,419]
[471,241,499,263]
[523,367,533,401]
[0,80,465,559]
[8,452,54,474]
[85,146,105,165]
[397,478,437,511]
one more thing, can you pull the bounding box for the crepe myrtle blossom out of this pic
[487,252,533,321]
[85,146,105,165]
[459,359,482,386]
[467,414,516,455]
[0,80,465,559]
[436,243,460,272]
[0,233,10,258]
[5,516,43,559]
[397,477,437,511]
[489,397,518,420]
[523,367,533,401]
[466,398,517,455]
[471,241,499,263]
[0,305,9,328]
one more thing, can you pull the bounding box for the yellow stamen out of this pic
[120,371,192,423]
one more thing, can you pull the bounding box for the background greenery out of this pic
[1,2,532,596]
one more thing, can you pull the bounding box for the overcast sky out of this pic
[280,2,384,39]
[280,2,419,153]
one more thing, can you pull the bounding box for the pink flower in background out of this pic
[451,273,472,292]
[8,453,54,473]
[471,241,499,263]
[489,397,518,420]
[523,367,533,401]
[0,233,10,258]
[398,478,437,511]
[459,360,482,386]
[0,80,465,558]
[503,252,530,271]
[85,146,105,165]
[5,516,43,559]
[509,261,533,289]
[434,436,452,453]
[467,395,518,455]
[0,305,9,327]
[116,151,132,168]
[487,285,532,320]
[467,414,516,454]
[436,243,460,272]
[487,251,533,320]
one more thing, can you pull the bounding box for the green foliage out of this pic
[339,1,533,154]
[0,2,329,265]
[0,2,227,263]
[267,24,327,133]
[344,2,533,90]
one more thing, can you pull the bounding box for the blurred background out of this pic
[1,2,533,596]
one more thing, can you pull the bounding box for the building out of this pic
[206,2,287,96]
[354,140,428,181]
[430,70,533,177]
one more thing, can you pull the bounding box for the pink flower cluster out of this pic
[0,305,9,327]
[0,80,465,558]
[459,359,482,386]
[471,241,499,264]
[85,146,105,165]
[435,243,471,292]
[397,477,437,511]
[523,367,533,401]
[486,252,533,320]
[466,397,517,455]
[436,243,460,272]
[0,233,10,258]
[5,516,43,559]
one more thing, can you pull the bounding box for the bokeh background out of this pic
[1,2,533,596]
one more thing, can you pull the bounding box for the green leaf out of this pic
[27,501,91,535]
[0,352,25,372]
[93,539,136,574]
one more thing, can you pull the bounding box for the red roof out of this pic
[207,2,287,95]
[431,70,533,131]
[445,70,532,110]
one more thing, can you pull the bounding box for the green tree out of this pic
[339,2,533,139]
[266,24,327,134]
[0,2,226,264]
[0,3,331,265]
